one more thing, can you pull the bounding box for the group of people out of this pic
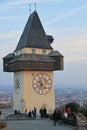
[14,106,37,120]
[39,107,47,119]
[14,106,75,125]
[24,106,48,120]
[14,106,47,119]
[52,107,76,126]
[25,106,47,119]
[25,107,37,119]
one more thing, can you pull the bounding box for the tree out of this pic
[65,102,80,113]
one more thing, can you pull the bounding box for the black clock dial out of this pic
[32,73,52,95]
[14,72,21,94]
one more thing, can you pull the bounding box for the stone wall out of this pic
[76,113,87,130]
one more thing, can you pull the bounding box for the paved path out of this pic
[7,119,76,130]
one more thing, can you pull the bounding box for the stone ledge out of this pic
[76,113,87,130]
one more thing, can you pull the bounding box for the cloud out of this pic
[0,30,21,59]
[0,30,20,40]
[0,15,27,21]
[0,42,16,59]
[45,4,87,26]
[0,31,17,85]
[0,0,63,12]
[49,27,87,62]
[65,56,87,62]
[9,0,63,5]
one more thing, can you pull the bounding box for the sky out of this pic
[0,0,87,90]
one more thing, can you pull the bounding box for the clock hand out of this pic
[40,81,44,88]
[41,80,48,89]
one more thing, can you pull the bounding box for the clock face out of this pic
[32,73,52,95]
[14,72,21,94]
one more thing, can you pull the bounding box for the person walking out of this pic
[39,107,44,119]
[32,110,35,120]
[53,109,58,126]
[43,107,47,118]
[34,106,37,119]
[57,110,62,125]
[0,110,2,117]
[28,111,32,119]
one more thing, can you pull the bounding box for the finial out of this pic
[34,3,36,11]
[29,4,31,15]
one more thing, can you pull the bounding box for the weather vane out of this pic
[29,4,31,15]
[34,3,36,11]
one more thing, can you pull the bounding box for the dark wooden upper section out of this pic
[3,52,63,72]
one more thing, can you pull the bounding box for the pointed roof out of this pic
[15,11,53,51]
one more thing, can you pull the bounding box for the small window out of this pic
[16,51,19,56]
[32,49,36,54]
[20,49,23,54]
[42,50,46,55]
[18,50,21,55]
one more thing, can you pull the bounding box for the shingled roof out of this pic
[15,11,53,51]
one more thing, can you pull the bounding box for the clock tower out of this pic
[3,11,64,113]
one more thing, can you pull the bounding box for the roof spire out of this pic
[34,3,36,11]
[29,4,31,15]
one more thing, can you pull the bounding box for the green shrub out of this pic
[65,102,80,113]
[62,117,77,126]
